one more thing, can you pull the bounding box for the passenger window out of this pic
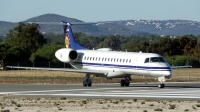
[144,58,149,63]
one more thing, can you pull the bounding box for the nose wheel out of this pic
[158,83,165,88]
[158,76,165,88]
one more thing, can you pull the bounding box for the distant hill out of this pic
[0,14,200,37]
[0,21,17,37]
[0,14,145,37]
[114,19,200,36]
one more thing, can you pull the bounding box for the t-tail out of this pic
[29,21,96,50]
[61,21,86,50]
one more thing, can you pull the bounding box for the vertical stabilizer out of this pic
[62,21,86,50]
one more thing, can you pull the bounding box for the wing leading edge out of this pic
[6,66,108,75]
[170,65,192,69]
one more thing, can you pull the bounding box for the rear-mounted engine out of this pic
[55,48,78,63]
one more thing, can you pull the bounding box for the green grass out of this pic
[82,100,87,104]
[68,101,75,103]
[149,104,154,106]
[169,104,176,109]
[133,99,137,102]
[16,104,21,107]
[184,109,189,111]
[196,104,200,107]
[60,97,66,100]
[154,108,162,111]
[113,101,119,104]
[11,100,17,105]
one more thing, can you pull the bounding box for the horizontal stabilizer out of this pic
[29,21,97,26]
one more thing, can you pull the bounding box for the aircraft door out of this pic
[144,57,150,75]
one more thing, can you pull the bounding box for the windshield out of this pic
[144,57,165,63]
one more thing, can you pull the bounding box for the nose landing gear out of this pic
[158,83,165,88]
[158,76,165,88]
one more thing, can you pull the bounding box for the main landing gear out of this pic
[120,76,131,87]
[83,73,93,87]
[158,77,165,88]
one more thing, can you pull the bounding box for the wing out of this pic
[171,65,192,69]
[6,66,108,74]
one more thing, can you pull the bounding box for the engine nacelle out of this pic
[55,48,78,63]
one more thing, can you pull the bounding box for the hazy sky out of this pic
[1,0,200,22]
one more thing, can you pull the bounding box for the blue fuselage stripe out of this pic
[73,62,171,71]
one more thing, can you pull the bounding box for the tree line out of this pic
[0,22,200,67]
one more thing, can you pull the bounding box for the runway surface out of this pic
[0,83,200,100]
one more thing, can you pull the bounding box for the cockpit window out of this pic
[150,57,165,63]
[144,58,149,63]
[145,57,165,63]
[159,57,166,62]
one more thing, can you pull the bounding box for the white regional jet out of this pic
[7,21,191,88]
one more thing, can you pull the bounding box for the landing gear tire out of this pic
[88,81,92,87]
[83,81,92,87]
[125,83,130,87]
[83,82,87,87]
[83,74,93,87]
[121,76,131,87]
[121,80,125,87]
[158,83,165,88]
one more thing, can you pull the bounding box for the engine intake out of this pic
[69,50,78,60]
[55,48,78,63]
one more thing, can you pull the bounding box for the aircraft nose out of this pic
[167,70,172,76]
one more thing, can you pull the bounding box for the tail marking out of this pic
[65,35,70,48]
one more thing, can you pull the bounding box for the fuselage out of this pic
[68,50,172,78]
